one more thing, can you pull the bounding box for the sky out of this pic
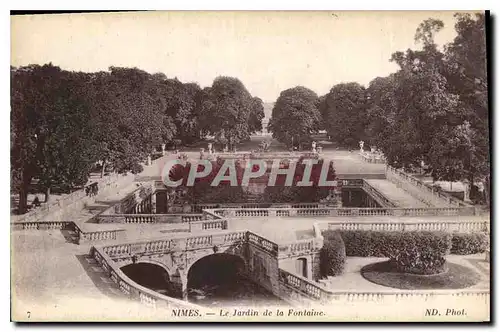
[10,11,479,102]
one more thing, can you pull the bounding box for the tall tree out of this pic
[443,13,489,201]
[199,76,257,150]
[268,86,321,149]
[321,82,368,148]
[248,97,265,134]
[11,64,97,206]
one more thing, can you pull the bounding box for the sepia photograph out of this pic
[9,10,490,323]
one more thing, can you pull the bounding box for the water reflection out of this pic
[187,278,285,307]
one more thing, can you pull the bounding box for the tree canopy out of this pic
[267,86,321,149]
[11,67,264,213]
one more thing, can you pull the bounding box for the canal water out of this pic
[187,278,286,307]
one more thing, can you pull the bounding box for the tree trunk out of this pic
[45,186,51,203]
[18,187,28,214]
[101,159,107,178]
[484,175,490,206]
[17,174,32,214]
[468,174,474,202]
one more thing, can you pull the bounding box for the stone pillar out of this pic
[147,155,152,166]
[161,144,166,156]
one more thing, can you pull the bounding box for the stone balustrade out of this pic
[97,213,204,224]
[360,151,386,164]
[278,237,322,258]
[386,166,472,208]
[11,220,126,244]
[171,202,323,214]
[102,230,248,259]
[279,268,490,305]
[207,206,479,218]
[11,173,136,223]
[323,219,490,233]
[10,220,73,231]
[189,219,228,232]
[90,246,204,311]
[247,232,279,256]
[213,151,319,160]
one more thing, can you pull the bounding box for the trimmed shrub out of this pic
[387,231,451,275]
[320,231,346,277]
[451,232,489,255]
[335,230,389,257]
[326,230,452,275]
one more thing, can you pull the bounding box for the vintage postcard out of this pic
[10,10,490,322]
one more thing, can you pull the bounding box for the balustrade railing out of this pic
[97,213,204,224]
[172,202,327,214]
[196,219,228,231]
[359,151,386,164]
[279,268,490,305]
[386,166,473,208]
[325,220,490,233]
[102,230,247,258]
[10,220,73,231]
[278,238,322,258]
[247,232,279,256]
[207,206,478,218]
[10,220,126,243]
[11,173,136,223]
[90,246,204,310]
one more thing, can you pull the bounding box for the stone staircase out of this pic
[365,179,430,208]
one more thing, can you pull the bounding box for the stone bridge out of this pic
[94,229,323,303]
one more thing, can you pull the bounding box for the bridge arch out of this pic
[186,253,247,295]
[120,262,174,296]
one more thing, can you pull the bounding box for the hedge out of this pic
[320,231,346,277]
[323,230,452,275]
[451,232,489,255]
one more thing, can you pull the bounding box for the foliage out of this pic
[320,231,346,277]
[199,76,262,150]
[364,14,489,202]
[267,86,321,149]
[11,65,265,213]
[451,232,489,255]
[248,97,265,134]
[321,82,368,148]
[327,230,452,275]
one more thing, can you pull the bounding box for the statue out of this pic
[208,143,213,154]
[200,148,205,160]
[161,143,166,156]
[312,141,317,152]
[359,141,364,152]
